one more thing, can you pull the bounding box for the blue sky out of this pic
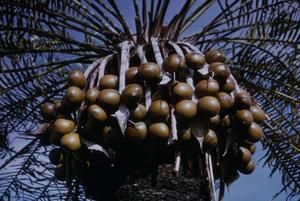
[115,1,295,200]
[223,142,286,201]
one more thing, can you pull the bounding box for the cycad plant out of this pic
[0,0,299,201]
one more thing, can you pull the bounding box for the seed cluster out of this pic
[40,49,265,185]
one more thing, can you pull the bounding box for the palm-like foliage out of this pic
[0,0,299,200]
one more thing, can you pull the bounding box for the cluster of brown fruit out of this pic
[40,70,90,180]
[40,49,265,184]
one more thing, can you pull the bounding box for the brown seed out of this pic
[126,67,140,84]
[49,148,64,165]
[220,77,235,93]
[102,125,122,148]
[209,62,224,72]
[203,129,218,151]
[178,129,192,141]
[249,105,265,123]
[139,62,161,82]
[236,110,254,126]
[41,102,56,120]
[54,100,62,111]
[148,100,170,121]
[195,79,219,98]
[68,70,87,89]
[235,92,252,109]
[205,50,226,64]
[129,104,147,122]
[99,74,118,89]
[60,132,81,151]
[72,160,90,179]
[216,92,234,110]
[238,160,255,175]
[185,52,205,69]
[121,84,143,107]
[84,120,99,135]
[246,122,263,143]
[175,100,197,120]
[50,132,62,146]
[85,88,99,106]
[198,96,221,117]
[65,86,85,106]
[148,122,169,138]
[54,164,66,181]
[172,82,193,101]
[58,98,74,113]
[163,54,186,73]
[97,89,120,112]
[209,114,220,128]
[220,114,231,128]
[240,139,253,148]
[249,144,256,154]
[126,122,147,140]
[53,118,75,134]
[212,64,230,82]
[238,147,252,164]
[87,104,107,122]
